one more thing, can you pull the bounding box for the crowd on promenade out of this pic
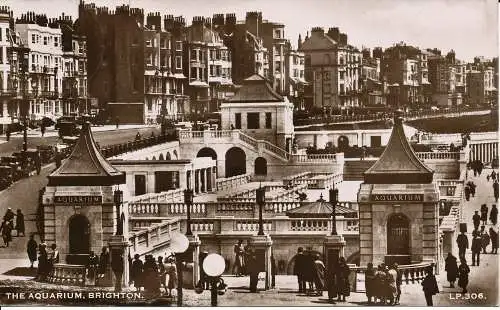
[1,208,25,248]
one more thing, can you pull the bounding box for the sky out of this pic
[3,0,498,62]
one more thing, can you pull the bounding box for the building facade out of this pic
[0,6,16,134]
[284,43,306,110]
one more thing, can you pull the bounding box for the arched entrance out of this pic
[338,136,349,151]
[166,152,171,160]
[197,147,217,160]
[225,147,246,177]
[254,157,267,176]
[69,215,91,254]
[387,213,410,255]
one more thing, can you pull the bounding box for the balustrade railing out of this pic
[128,218,180,255]
[128,188,184,203]
[215,174,251,192]
[416,152,461,160]
[46,264,87,286]
[238,131,259,149]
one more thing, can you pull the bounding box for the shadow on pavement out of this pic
[3,267,37,277]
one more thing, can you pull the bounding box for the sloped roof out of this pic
[48,122,125,186]
[226,74,284,103]
[300,33,337,51]
[363,111,434,184]
[286,195,358,218]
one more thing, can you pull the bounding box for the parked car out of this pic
[58,121,80,138]
[0,166,13,190]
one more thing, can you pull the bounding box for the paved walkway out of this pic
[3,124,156,139]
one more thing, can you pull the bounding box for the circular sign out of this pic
[170,232,189,253]
[203,253,226,277]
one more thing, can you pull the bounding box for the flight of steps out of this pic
[343,160,376,181]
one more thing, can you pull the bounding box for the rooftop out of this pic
[226,74,284,103]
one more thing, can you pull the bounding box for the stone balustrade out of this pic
[46,264,87,286]
[290,153,339,163]
[283,172,311,184]
[128,219,180,255]
[416,151,462,160]
[234,220,273,232]
[128,188,184,203]
[215,174,251,192]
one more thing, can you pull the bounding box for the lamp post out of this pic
[329,186,339,236]
[113,189,124,235]
[195,253,227,306]
[184,188,194,236]
[170,232,189,307]
[256,186,266,236]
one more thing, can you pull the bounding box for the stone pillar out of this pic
[180,169,187,189]
[200,168,206,193]
[147,172,155,193]
[206,168,212,192]
[194,170,199,194]
[188,234,201,288]
[323,234,346,273]
[250,234,273,290]
[212,167,217,190]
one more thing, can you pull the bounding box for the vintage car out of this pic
[0,165,13,190]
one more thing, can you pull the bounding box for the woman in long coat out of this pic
[26,235,38,268]
[335,257,350,302]
[130,254,144,291]
[364,263,376,303]
[164,257,178,296]
[490,205,498,225]
[490,227,498,254]
[458,259,470,294]
[445,253,459,288]
[37,243,49,281]
[98,247,110,276]
[313,254,326,296]
[15,209,25,237]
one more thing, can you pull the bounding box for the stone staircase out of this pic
[343,160,376,181]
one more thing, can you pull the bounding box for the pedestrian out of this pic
[0,220,12,247]
[387,264,398,305]
[468,182,476,197]
[86,251,99,286]
[313,254,326,296]
[294,247,307,293]
[364,263,376,304]
[444,252,458,288]
[37,243,49,281]
[480,226,490,254]
[304,249,316,294]
[492,170,497,181]
[40,124,45,137]
[4,207,14,223]
[464,185,470,201]
[472,211,481,231]
[111,251,124,293]
[157,256,167,294]
[233,239,245,277]
[246,249,259,293]
[480,204,488,226]
[48,244,59,272]
[392,263,402,305]
[115,116,120,129]
[164,256,177,296]
[5,128,10,141]
[494,180,499,202]
[489,227,498,254]
[490,204,498,225]
[98,246,110,278]
[26,234,38,268]
[421,266,439,306]
[15,209,25,237]
[487,175,491,182]
[457,259,470,294]
[130,254,144,292]
[471,231,482,266]
[335,257,350,302]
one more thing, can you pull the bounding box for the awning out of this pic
[173,73,187,79]
[189,81,209,87]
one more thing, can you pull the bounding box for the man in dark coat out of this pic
[4,208,14,223]
[494,180,499,202]
[480,204,488,226]
[480,226,490,254]
[294,247,307,293]
[26,234,38,268]
[86,251,99,286]
[111,251,124,292]
[130,254,144,291]
[16,209,25,237]
[365,263,376,304]
[421,266,439,306]
[456,231,469,261]
[472,211,481,231]
[471,232,482,266]
[335,257,350,302]
[489,227,498,254]
[1,220,12,247]
[98,246,110,277]
[444,253,458,288]
[464,186,470,201]
[305,249,316,294]
[490,205,498,225]
[246,249,259,293]
[458,259,470,294]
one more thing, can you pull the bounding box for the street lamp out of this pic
[256,186,266,236]
[113,189,124,235]
[329,186,339,236]
[184,188,194,236]
[195,253,227,306]
[170,232,189,307]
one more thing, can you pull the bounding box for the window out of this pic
[191,49,197,60]
[32,34,36,44]
[190,67,197,79]
[247,113,260,129]
[175,56,182,69]
[146,39,152,47]
[176,41,182,51]
[54,36,58,47]
[43,36,47,45]
[235,113,241,129]
[265,112,272,129]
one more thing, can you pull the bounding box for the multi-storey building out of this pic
[467,58,497,107]
[184,16,232,116]
[58,14,88,116]
[300,27,362,115]
[16,13,64,120]
[284,41,306,110]
[360,48,385,107]
[427,49,465,107]
[0,6,16,134]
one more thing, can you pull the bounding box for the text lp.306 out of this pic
[449,293,487,301]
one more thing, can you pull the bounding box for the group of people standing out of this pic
[293,247,350,303]
[445,253,470,294]
[365,262,403,305]
[129,253,178,298]
[1,208,25,247]
[25,237,59,281]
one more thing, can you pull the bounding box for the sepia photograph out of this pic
[0,0,498,307]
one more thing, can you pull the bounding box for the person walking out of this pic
[480,226,490,254]
[458,259,470,294]
[313,254,326,296]
[489,227,498,254]
[444,252,459,288]
[472,211,481,231]
[4,208,14,223]
[40,124,46,137]
[98,246,110,279]
[164,256,177,296]
[387,264,398,305]
[0,220,12,247]
[247,249,259,293]
[464,185,470,201]
[111,251,124,293]
[37,243,49,281]
[86,251,99,286]
[421,266,439,306]
[374,264,387,304]
[364,263,376,304]
[293,247,307,293]
[471,231,482,266]
[456,231,469,261]
[130,254,144,292]
[480,204,488,226]
[157,256,167,294]
[494,180,499,202]
[26,234,38,268]
[393,263,402,305]
[15,209,25,237]
[490,204,498,225]
[233,240,245,277]
[335,257,350,302]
